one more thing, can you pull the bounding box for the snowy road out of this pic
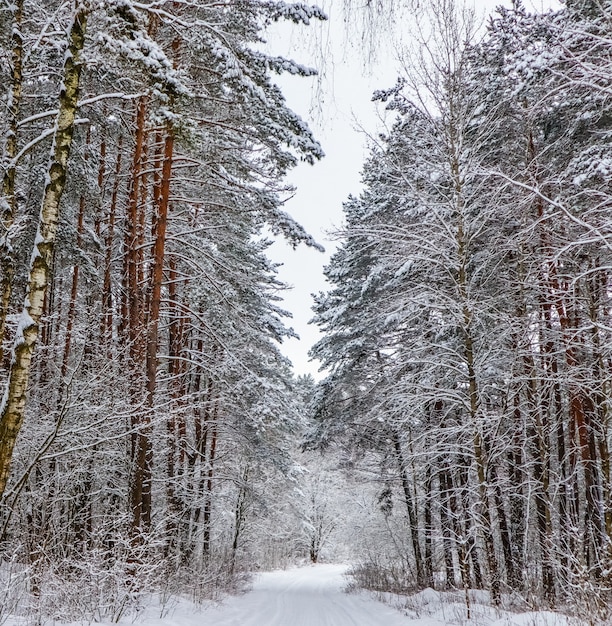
[202,564,415,626]
[51,563,572,626]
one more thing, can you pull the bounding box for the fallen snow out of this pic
[103,564,417,626]
[198,563,416,626]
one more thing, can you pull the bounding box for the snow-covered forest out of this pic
[1,0,612,623]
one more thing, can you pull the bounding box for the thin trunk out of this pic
[447,466,472,616]
[592,327,612,575]
[585,267,609,574]
[0,0,25,365]
[145,126,174,403]
[140,125,174,537]
[424,465,433,587]
[453,128,500,601]
[438,469,456,589]
[524,346,556,603]
[509,389,526,589]
[202,402,219,557]
[231,465,249,573]
[462,303,500,603]
[392,430,424,586]
[126,98,147,364]
[168,257,187,467]
[191,369,214,556]
[551,355,570,579]
[491,464,514,587]
[126,97,149,539]
[61,129,89,380]
[101,136,122,345]
[95,130,106,239]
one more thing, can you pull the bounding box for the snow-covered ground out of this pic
[7,563,584,626]
[174,564,579,626]
[199,563,415,625]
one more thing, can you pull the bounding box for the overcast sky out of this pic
[266,0,559,379]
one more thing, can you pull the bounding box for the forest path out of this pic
[201,563,425,626]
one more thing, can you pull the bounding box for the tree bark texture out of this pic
[0,0,25,366]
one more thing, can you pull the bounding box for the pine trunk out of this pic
[101,137,122,345]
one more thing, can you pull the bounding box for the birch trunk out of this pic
[0,5,88,499]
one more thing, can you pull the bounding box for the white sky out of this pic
[266,0,560,379]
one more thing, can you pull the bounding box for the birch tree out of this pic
[0,0,89,499]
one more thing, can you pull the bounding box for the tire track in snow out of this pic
[202,564,420,626]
